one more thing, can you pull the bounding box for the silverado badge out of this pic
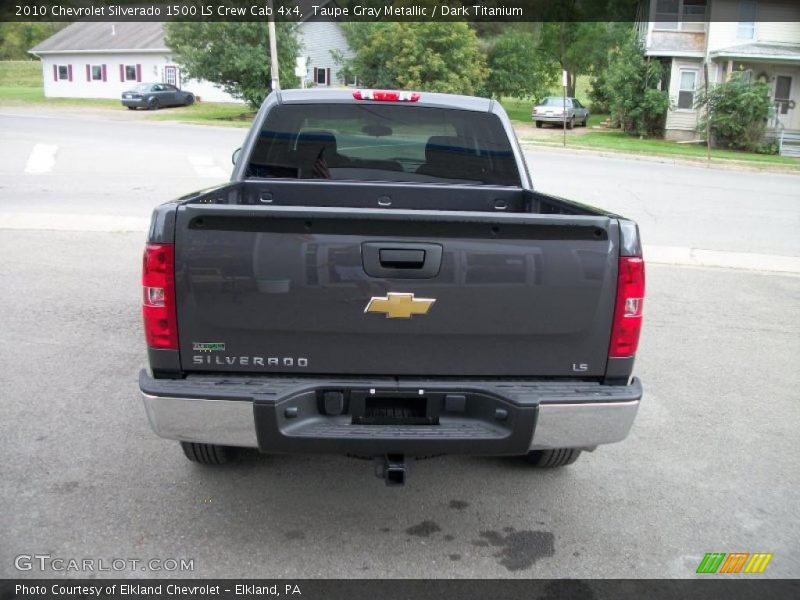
[364,293,436,319]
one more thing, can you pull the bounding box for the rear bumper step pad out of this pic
[139,371,642,454]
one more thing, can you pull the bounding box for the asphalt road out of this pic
[1,110,798,257]
[1,110,799,578]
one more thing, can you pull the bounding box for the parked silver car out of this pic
[532,97,589,129]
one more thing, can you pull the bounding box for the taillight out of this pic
[142,243,178,349]
[608,256,645,358]
[353,90,420,102]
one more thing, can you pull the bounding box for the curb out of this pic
[518,140,800,175]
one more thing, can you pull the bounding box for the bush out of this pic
[697,73,772,151]
[603,33,668,137]
[587,73,610,114]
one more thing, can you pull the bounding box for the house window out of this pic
[775,76,792,115]
[681,0,707,31]
[678,70,697,110]
[91,65,102,81]
[737,0,757,39]
[57,65,69,80]
[125,65,137,81]
[654,0,707,31]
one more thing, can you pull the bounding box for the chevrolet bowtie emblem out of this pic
[364,292,436,319]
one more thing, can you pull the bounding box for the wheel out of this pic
[184,94,195,106]
[525,448,582,468]
[581,117,588,127]
[535,121,542,128]
[148,97,160,110]
[126,106,136,110]
[180,441,231,465]
[566,117,575,130]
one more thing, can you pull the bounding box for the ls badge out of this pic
[364,292,436,319]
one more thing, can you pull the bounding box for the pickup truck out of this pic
[139,88,644,485]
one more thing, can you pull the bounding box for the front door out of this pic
[164,65,179,88]
[774,74,795,129]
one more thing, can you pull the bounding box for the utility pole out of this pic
[268,1,279,91]
[562,69,568,147]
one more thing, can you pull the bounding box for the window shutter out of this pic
[86,64,90,82]
[313,67,318,85]
[53,65,58,81]
[120,64,124,82]
[326,68,331,86]
[67,65,73,82]
[102,64,107,81]
[136,64,142,82]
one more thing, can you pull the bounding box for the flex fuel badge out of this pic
[192,342,226,352]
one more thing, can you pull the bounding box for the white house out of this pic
[638,0,800,147]
[29,9,355,102]
[297,19,355,87]
[29,21,238,102]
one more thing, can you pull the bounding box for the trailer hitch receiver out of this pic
[375,454,407,486]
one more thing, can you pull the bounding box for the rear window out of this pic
[246,103,520,186]
[539,97,572,107]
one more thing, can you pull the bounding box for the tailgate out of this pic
[174,204,619,377]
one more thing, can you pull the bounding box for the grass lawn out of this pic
[0,60,255,125]
[146,102,256,127]
[0,60,41,87]
[523,131,799,168]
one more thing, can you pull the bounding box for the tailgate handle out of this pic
[363,243,443,279]
[379,249,425,269]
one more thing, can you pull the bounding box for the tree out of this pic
[540,22,628,98]
[482,29,557,100]
[0,22,66,60]
[697,72,772,151]
[340,22,487,95]
[603,33,669,137]
[165,22,299,108]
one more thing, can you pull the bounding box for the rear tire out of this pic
[526,448,582,468]
[180,442,231,465]
[148,98,160,110]
[126,106,136,110]
[535,121,542,128]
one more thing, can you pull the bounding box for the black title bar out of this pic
[4,0,793,23]
[3,580,800,600]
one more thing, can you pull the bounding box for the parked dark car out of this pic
[121,83,195,110]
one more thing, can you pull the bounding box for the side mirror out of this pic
[232,147,242,166]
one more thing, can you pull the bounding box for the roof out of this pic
[277,88,495,113]
[29,2,335,54]
[710,42,800,63]
[30,21,166,54]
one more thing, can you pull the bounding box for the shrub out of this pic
[697,73,772,151]
[603,33,668,137]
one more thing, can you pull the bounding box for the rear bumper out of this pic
[121,98,147,108]
[533,115,572,123]
[139,371,641,455]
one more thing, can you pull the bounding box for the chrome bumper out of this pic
[533,116,571,123]
[141,393,639,452]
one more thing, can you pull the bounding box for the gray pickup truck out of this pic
[139,89,644,485]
